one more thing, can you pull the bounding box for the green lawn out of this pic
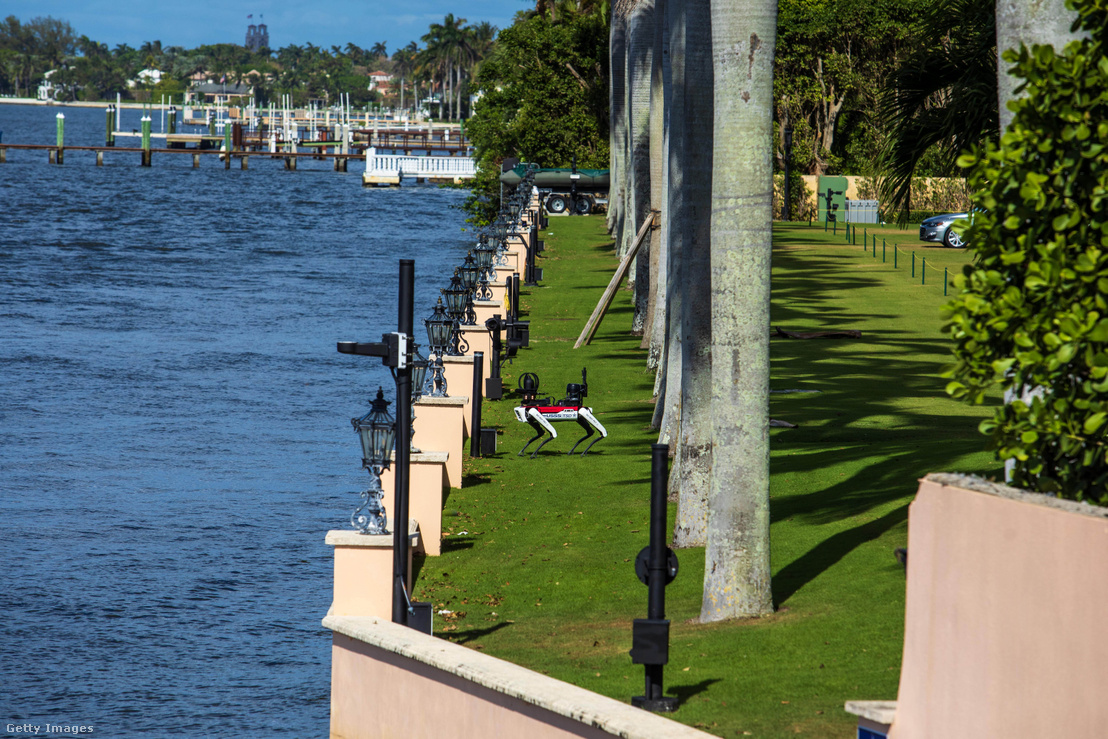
[413,217,1000,738]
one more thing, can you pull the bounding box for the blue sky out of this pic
[7,0,526,52]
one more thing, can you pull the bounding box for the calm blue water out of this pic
[0,104,470,737]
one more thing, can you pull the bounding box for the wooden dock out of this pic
[0,143,361,170]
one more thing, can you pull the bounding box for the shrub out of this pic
[942,0,1108,501]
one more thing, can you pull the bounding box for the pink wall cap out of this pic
[924,473,1108,519]
[414,396,467,407]
[323,616,718,739]
[325,523,420,548]
[441,355,478,366]
[385,450,449,464]
[845,700,896,725]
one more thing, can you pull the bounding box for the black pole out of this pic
[511,272,521,317]
[470,352,483,458]
[783,126,793,221]
[631,443,679,712]
[644,444,668,700]
[647,443,667,621]
[393,259,414,625]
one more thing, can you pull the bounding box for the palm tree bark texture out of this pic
[701,0,776,622]
[671,0,713,550]
[626,0,655,333]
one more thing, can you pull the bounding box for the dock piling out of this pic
[106,106,115,147]
[55,113,64,165]
[192,153,200,169]
[96,151,104,166]
[141,115,151,167]
[240,155,248,170]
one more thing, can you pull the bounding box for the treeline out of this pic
[460,0,1000,223]
[0,13,496,114]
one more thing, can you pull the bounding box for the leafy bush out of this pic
[942,0,1108,501]
[462,13,609,224]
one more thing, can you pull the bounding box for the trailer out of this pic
[500,164,610,215]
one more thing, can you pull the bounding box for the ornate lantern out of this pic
[458,252,479,324]
[441,270,469,355]
[424,298,452,396]
[349,387,395,534]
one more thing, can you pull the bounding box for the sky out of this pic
[7,0,527,52]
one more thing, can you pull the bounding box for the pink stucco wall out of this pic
[330,633,617,739]
[890,475,1108,739]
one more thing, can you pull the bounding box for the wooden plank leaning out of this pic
[573,212,658,349]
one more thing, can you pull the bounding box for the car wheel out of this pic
[573,196,592,215]
[943,227,964,248]
[546,194,567,214]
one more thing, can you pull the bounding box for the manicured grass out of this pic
[413,216,1000,738]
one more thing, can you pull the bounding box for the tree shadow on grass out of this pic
[667,678,722,703]
[444,621,514,644]
[440,536,476,554]
[772,503,908,607]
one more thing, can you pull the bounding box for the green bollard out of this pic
[56,112,65,164]
[922,258,926,285]
[141,115,151,166]
[894,245,898,268]
[882,240,886,263]
[912,252,916,278]
[944,267,948,296]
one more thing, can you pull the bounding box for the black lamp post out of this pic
[336,259,415,627]
[424,297,452,396]
[459,252,479,325]
[350,387,395,535]
[783,126,793,222]
[441,270,470,355]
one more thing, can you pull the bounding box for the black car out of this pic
[920,212,969,248]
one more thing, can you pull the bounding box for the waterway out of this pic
[0,103,471,736]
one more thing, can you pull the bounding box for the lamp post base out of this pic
[631,696,679,713]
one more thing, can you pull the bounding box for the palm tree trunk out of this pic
[608,6,628,237]
[994,0,1083,131]
[699,0,776,622]
[626,0,655,334]
[655,0,685,446]
[671,0,712,549]
[456,65,463,120]
[644,0,667,367]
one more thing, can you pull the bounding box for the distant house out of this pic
[367,71,392,92]
[137,68,162,85]
[37,69,59,100]
[185,81,253,105]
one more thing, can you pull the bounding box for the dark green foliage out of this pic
[774,0,922,176]
[943,0,1108,501]
[463,14,609,224]
[877,0,998,224]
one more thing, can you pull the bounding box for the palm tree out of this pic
[876,0,997,223]
[670,0,714,550]
[370,41,388,58]
[391,45,418,114]
[700,0,776,623]
[625,0,655,333]
[422,14,468,119]
[994,0,1084,131]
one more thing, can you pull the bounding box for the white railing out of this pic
[363,147,476,181]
